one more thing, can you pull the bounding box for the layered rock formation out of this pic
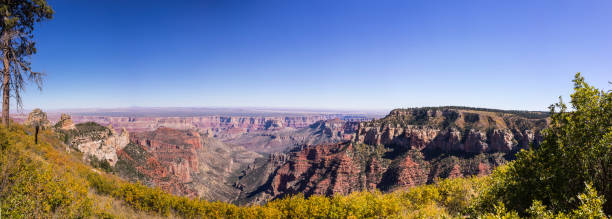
[116,127,262,201]
[55,113,76,130]
[356,107,548,153]
[129,127,203,183]
[235,107,548,204]
[60,122,129,166]
[24,108,51,128]
[221,119,359,153]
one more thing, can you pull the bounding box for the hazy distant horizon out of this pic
[9,104,556,118]
[9,106,390,117]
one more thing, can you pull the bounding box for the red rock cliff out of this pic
[117,127,262,201]
[236,107,549,204]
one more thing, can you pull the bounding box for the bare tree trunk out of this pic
[1,29,9,128]
[34,125,39,144]
[2,49,9,128]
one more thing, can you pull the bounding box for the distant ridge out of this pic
[393,106,550,119]
[13,107,387,118]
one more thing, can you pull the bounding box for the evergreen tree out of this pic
[0,0,53,127]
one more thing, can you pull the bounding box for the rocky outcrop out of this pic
[55,113,75,130]
[24,108,51,128]
[64,122,129,166]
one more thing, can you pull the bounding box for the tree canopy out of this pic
[480,72,612,215]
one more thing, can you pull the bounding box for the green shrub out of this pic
[88,155,114,173]
[475,73,611,216]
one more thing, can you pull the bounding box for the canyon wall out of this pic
[221,118,360,153]
[356,108,548,153]
[116,127,262,201]
[58,120,130,166]
[235,107,549,204]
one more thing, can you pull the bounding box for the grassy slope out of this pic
[0,123,171,218]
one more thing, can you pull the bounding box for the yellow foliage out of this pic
[0,124,94,218]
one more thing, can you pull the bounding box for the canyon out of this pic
[117,127,262,200]
[37,107,549,205]
[46,108,376,202]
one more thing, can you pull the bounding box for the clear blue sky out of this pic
[19,0,612,111]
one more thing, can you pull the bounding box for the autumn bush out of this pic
[0,124,94,218]
[86,169,490,218]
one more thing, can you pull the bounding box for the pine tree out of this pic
[0,0,53,127]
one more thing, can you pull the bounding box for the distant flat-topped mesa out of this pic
[356,107,549,153]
